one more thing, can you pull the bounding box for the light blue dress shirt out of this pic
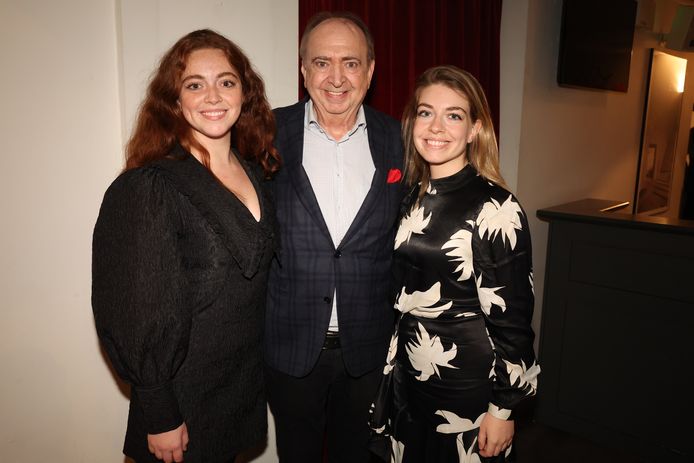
[302,100,375,331]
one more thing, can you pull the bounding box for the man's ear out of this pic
[367,60,375,88]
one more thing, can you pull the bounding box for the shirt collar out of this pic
[304,100,367,140]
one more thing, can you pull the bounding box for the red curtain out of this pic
[299,0,502,131]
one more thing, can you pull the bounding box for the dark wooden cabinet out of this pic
[536,199,694,462]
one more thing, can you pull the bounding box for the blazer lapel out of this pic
[339,107,388,247]
[282,105,333,244]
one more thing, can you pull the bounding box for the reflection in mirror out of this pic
[634,49,687,215]
[683,113,694,219]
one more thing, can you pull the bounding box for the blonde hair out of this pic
[401,65,506,199]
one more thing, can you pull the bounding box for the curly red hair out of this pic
[125,29,280,177]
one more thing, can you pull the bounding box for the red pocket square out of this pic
[387,168,402,184]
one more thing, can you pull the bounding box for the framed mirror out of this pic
[634,49,687,215]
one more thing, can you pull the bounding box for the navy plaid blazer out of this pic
[265,100,404,377]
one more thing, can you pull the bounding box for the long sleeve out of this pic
[472,191,540,420]
[92,167,190,434]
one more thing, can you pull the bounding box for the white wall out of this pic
[499,0,530,194]
[0,1,296,462]
[510,0,656,343]
[118,0,298,138]
[0,0,125,461]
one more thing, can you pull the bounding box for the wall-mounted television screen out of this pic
[557,0,638,92]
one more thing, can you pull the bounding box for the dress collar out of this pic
[153,143,278,278]
[428,164,478,194]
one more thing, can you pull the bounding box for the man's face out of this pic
[301,19,374,126]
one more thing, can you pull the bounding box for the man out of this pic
[265,11,404,463]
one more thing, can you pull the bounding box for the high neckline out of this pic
[429,164,477,194]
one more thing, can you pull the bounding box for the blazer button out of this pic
[323,296,332,304]
[334,250,342,258]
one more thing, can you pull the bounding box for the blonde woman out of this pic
[370,66,540,463]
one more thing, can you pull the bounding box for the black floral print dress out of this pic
[369,165,540,463]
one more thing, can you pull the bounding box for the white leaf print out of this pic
[529,271,534,295]
[391,437,405,463]
[372,423,385,434]
[435,410,483,434]
[436,410,485,463]
[406,322,458,381]
[442,229,474,281]
[486,328,496,379]
[476,195,523,250]
[426,182,437,195]
[383,332,398,374]
[504,359,541,395]
[395,282,452,318]
[476,275,506,315]
[488,403,512,420]
[456,435,466,463]
[455,311,478,318]
[395,204,431,249]
[460,435,482,463]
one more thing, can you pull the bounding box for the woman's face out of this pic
[178,48,243,146]
[413,83,480,179]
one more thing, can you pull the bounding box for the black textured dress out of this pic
[370,165,540,462]
[92,144,278,462]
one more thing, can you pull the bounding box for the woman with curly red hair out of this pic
[92,29,280,463]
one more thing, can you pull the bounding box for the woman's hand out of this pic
[478,414,513,458]
[147,423,189,463]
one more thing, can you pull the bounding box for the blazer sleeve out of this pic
[471,190,540,420]
[92,167,190,434]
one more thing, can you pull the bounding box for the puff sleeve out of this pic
[92,167,190,434]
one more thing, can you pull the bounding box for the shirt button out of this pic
[323,296,332,304]
[334,250,342,258]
